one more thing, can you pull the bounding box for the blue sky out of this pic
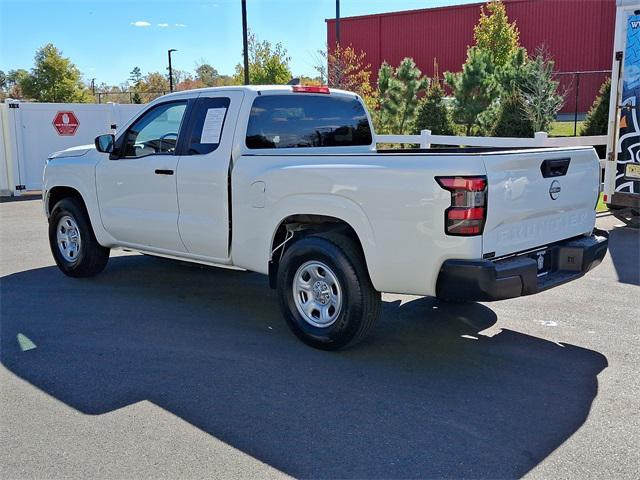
[1,0,479,86]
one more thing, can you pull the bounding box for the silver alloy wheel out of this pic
[56,215,82,263]
[293,260,343,328]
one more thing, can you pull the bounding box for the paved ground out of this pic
[0,197,638,479]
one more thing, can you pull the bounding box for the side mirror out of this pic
[95,134,115,153]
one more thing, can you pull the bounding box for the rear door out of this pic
[482,147,599,257]
[176,90,244,261]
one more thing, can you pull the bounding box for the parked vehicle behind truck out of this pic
[604,0,640,227]
[43,85,608,349]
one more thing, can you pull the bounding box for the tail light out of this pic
[436,176,487,236]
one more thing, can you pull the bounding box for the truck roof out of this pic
[159,84,358,99]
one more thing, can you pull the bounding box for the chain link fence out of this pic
[553,70,611,136]
[93,90,170,104]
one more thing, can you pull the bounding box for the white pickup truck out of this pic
[43,85,608,349]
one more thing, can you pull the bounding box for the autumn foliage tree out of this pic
[315,45,375,105]
[473,0,521,67]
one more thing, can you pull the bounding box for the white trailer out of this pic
[0,101,143,196]
[604,0,640,227]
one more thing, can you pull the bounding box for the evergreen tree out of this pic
[414,78,455,135]
[129,67,142,87]
[492,93,534,137]
[445,47,497,135]
[581,78,610,136]
[519,49,564,132]
[375,59,428,134]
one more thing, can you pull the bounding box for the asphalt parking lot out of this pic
[0,196,638,479]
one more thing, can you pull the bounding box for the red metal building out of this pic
[326,0,615,113]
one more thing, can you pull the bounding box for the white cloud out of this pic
[130,21,151,27]
[175,23,187,27]
[157,23,169,27]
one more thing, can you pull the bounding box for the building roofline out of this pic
[324,0,533,24]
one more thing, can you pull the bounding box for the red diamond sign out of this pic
[52,111,80,136]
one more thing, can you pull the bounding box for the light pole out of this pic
[168,49,178,92]
[241,0,249,85]
[336,0,340,46]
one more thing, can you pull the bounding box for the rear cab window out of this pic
[245,93,372,150]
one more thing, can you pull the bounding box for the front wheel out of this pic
[48,197,110,277]
[277,233,381,350]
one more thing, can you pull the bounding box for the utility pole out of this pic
[241,0,250,85]
[90,78,96,96]
[336,0,341,46]
[168,49,177,92]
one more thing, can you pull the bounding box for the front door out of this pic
[96,100,189,252]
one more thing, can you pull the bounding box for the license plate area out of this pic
[528,245,583,276]
[529,249,552,276]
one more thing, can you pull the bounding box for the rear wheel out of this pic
[277,233,381,350]
[48,197,110,277]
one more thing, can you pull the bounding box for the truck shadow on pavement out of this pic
[1,255,608,479]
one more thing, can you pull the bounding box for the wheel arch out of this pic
[268,213,377,290]
[45,186,86,217]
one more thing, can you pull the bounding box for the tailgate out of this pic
[482,148,599,257]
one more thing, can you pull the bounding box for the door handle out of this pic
[155,169,174,175]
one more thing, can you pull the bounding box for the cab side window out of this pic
[185,97,231,155]
[122,101,187,158]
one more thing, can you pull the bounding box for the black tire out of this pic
[277,232,381,350]
[48,197,109,277]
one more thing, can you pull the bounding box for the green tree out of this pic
[581,77,610,136]
[519,49,564,132]
[234,32,292,85]
[375,58,428,134]
[445,47,497,135]
[483,47,533,136]
[4,69,29,98]
[492,93,534,137]
[474,0,520,67]
[20,44,91,102]
[414,78,455,135]
[195,63,219,87]
[375,62,397,133]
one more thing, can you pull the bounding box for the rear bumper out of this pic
[436,231,609,302]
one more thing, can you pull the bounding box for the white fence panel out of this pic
[1,101,143,195]
[376,130,607,149]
